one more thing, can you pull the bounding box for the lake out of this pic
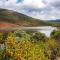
[37,26,57,37]
[0,26,57,37]
[22,26,57,37]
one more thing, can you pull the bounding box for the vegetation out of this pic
[0,8,60,60]
[0,9,60,27]
[47,21,60,27]
[0,30,60,60]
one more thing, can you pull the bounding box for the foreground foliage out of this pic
[0,30,60,60]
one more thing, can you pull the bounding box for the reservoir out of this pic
[0,26,57,37]
[22,26,57,37]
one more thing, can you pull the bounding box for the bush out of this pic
[31,32,47,43]
[0,30,59,60]
[51,30,60,41]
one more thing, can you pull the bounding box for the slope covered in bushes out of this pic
[0,30,60,60]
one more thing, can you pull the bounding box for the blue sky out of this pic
[0,0,60,20]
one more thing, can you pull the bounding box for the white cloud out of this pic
[0,0,60,20]
[0,1,3,6]
[22,0,46,8]
[9,0,16,3]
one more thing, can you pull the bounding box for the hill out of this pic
[0,9,51,28]
[49,19,60,22]
[48,19,60,27]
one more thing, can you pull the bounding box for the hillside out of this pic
[0,9,51,28]
[49,19,60,22]
[48,19,60,27]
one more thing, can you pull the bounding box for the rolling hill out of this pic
[49,19,60,22]
[48,19,60,27]
[0,8,52,28]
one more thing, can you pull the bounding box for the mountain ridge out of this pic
[49,19,60,22]
[0,8,51,28]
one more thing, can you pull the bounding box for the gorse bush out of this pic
[31,32,47,43]
[51,30,60,41]
[0,30,60,60]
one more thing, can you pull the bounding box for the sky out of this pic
[0,0,60,20]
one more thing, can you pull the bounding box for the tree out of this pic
[51,30,60,41]
[6,32,16,46]
[3,32,17,60]
[31,32,47,43]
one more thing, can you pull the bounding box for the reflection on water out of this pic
[38,30,53,37]
[24,26,57,37]
[0,26,57,37]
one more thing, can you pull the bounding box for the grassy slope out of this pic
[47,21,60,27]
[0,9,52,27]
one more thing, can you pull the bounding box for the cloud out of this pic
[22,0,47,9]
[0,0,60,20]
